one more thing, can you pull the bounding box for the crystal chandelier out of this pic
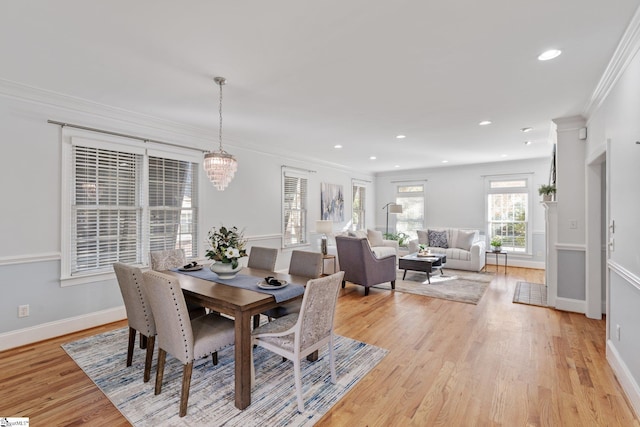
[204,76,238,190]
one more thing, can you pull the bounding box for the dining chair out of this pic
[113,262,156,383]
[142,270,235,417]
[259,250,324,323]
[247,246,278,271]
[149,249,207,318]
[251,271,345,413]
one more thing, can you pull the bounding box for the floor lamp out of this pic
[383,203,403,235]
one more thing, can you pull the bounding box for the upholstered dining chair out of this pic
[247,246,278,271]
[335,236,396,296]
[149,249,206,318]
[142,270,235,417]
[252,271,345,413]
[113,262,156,383]
[258,250,324,324]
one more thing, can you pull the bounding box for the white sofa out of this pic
[327,229,398,272]
[408,228,486,272]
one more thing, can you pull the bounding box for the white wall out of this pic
[0,85,374,349]
[585,17,640,415]
[375,157,551,267]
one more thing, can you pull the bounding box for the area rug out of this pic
[62,327,387,426]
[513,281,548,307]
[372,268,494,304]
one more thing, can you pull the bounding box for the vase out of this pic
[492,246,502,253]
[209,261,242,279]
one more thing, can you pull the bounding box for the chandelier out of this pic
[204,76,238,190]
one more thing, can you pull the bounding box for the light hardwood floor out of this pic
[1,267,638,426]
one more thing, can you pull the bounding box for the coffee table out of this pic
[399,253,447,283]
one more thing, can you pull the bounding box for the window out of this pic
[395,184,425,239]
[352,183,366,230]
[282,169,308,247]
[486,175,531,253]
[62,130,199,281]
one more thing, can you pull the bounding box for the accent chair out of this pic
[335,235,396,296]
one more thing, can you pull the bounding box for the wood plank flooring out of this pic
[1,267,638,426]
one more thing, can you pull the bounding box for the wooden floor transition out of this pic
[1,267,638,426]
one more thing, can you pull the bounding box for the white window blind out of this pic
[72,146,143,273]
[352,184,366,230]
[282,170,308,247]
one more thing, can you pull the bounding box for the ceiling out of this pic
[2,1,639,173]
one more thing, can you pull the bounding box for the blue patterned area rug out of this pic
[62,327,387,426]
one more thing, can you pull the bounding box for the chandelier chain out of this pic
[218,79,224,152]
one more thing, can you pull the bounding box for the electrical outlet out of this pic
[569,219,578,229]
[18,304,29,318]
[616,324,621,341]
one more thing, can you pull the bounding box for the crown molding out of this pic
[552,116,586,131]
[584,6,640,118]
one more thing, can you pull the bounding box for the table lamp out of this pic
[315,220,333,255]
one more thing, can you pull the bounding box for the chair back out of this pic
[247,246,278,271]
[335,236,369,281]
[113,262,155,337]
[288,250,323,279]
[149,249,186,271]
[142,271,194,364]
[296,271,344,352]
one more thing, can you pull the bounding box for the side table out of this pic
[484,250,507,274]
[322,254,336,275]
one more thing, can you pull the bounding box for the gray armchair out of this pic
[335,236,396,296]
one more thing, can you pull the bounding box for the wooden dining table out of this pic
[162,266,307,410]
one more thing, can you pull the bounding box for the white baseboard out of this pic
[554,297,586,314]
[0,306,126,352]
[484,259,545,269]
[607,340,640,419]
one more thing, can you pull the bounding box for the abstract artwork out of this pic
[321,183,344,222]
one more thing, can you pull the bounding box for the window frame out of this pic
[351,182,366,230]
[394,183,425,239]
[61,128,201,286]
[484,173,533,255]
[281,168,309,248]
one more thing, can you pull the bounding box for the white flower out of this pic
[225,247,240,259]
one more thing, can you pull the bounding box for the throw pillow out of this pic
[428,229,449,248]
[417,230,429,245]
[455,229,475,251]
[367,229,384,247]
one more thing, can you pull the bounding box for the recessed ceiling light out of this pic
[538,49,562,61]
[396,135,406,139]
[369,156,377,160]
[334,144,342,149]
[501,154,508,158]
[394,165,400,168]
[521,127,533,133]
[441,160,449,163]
[524,140,532,145]
[479,120,492,126]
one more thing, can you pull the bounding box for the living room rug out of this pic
[513,281,548,307]
[62,327,387,427]
[372,269,494,304]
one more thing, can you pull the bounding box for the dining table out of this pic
[162,266,307,410]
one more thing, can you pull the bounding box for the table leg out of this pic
[504,252,508,275]
[402,269,407,280]
[234,310,252,409]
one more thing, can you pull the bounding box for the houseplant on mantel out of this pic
[206,225,247,279]
[538,184,556,202]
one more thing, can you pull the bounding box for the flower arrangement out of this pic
[205,225,247,269]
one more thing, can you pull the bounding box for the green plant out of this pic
[490,236,503,247]
[538,184,556,196]
[383,231,410,247]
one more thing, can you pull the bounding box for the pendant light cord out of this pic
[218,79,224,152]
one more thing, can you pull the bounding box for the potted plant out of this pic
[490,236,503,252]
[206,225,248,279]
[383,231,410,248]
[538,184,556,202]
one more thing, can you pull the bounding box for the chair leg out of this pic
[127,327,136,367]
[253,314,261,329]
[364,287,370,296]
[143,335,155,383]
[341,280,346,288]
[329,334,337,384]
[140,334,147,349]
[293,358,305,413]
[179,362,194,417]
[212,352,218,365]
[391,280,396,290]
[155,349,166,395]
